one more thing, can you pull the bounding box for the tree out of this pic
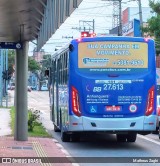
[38,54,51,89]
[8,50,16,75]
[28,57,41,72]
[42,54,51,69]
[142,0,160,54]
[8,51,41,74]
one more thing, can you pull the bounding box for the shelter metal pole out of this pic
[14,41,28,141]
[0,50,3,106]
[6,50,8,107]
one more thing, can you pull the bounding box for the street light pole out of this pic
[138,0,143,36]
[118,0,122,36]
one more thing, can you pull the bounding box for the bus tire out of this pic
[71,133,80,142]
[152,127,158,134]
[61,131,70,142]
[127,133,137,142]
[159,122,160,139]
[116,134,127,142]
[54,124,60,132]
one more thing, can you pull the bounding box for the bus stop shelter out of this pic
[0,0,82,141]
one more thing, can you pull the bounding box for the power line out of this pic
[75,4,112,10]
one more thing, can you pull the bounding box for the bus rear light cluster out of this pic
[145,86,154,116]
[71,86,81,117]
[157,107,160,116]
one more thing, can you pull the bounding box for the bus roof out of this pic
[51,43,69,60]
[71,36,154,44]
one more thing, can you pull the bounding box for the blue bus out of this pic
[49,36,157,142]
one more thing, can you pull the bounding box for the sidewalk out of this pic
[0,92,73,166]
[0,136,72,166]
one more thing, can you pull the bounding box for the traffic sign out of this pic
[0,42,23,49]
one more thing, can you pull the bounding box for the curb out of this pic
[52,139,79,166]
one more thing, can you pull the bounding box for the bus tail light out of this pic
[145,86,155,116]
[71,86,81,117]
[157,107,160,116]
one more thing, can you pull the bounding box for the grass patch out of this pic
[10,107,51,137]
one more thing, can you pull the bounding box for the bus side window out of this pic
[65,52,68,84]
[62,53,65,85]
[57,59,59,84]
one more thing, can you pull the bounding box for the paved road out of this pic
[8,90,160,166]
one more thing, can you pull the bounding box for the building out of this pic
[32,48,45,63]
[122,7,155,25]
[109,7,155,36]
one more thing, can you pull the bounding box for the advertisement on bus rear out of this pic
[78,41,148,73]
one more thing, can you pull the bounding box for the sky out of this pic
[28,0,150,56]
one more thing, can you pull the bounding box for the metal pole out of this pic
[93,19,95,33]
[0,50,3,106]
[14,41,28,141]
[138,0,143,36]
[118,0,122,36]
[3,50,5,106]
[2,50,6,102]
[6,50,8,107]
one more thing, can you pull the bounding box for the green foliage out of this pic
[38,54,51,86]
[149,0,160,14]
[28,57,41,72]
[143,15,160,38]
[28,109,42,131]
[41,54,51,70]
[142,1,160,54]
[10,107,51,137]
[8,51,41,74]
[8,50,16,74]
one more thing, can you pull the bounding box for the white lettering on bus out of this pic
[99,44,130,49]
[96,50,130,55]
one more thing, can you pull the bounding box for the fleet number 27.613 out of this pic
[93,84,124,92]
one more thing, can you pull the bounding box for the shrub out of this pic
[28,109,42,131]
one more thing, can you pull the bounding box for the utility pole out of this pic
[102,0,122,36]
[0,50,3,106]
[118,0,122,36]
[72,19,95,33]
[137,0,143,36]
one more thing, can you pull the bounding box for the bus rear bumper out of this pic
[68,115,156,132]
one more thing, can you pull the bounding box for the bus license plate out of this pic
[105,106,121,112]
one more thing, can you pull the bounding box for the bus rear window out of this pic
[78,41,148,73]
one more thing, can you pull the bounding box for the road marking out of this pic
[40,110,47,114]
[138,134,160,145]
[32,141,51,166]
[53,140,80,166]
[29,98,37,102]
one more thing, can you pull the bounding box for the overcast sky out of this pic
[29,0,150,55]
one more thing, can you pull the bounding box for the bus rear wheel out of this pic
[54,124,60,132]
[116,134,127,142]
[61,131,70,142]
[127,133,137,142]
[158,122,160,139]
[71,133,81,142]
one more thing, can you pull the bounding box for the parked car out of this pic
[28,86,32,92]
[31,85,37,90]
[41,84,48,91]
[10,83,15,90]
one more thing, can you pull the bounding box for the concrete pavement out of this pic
[0,91,74,166]
[0,108,11,136]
